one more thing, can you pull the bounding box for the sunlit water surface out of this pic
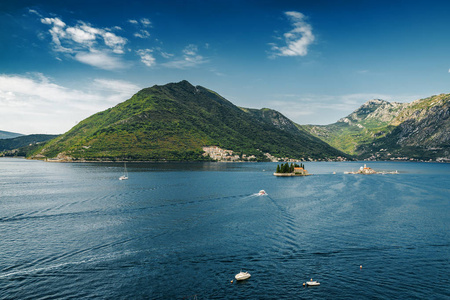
[0,158,449,299]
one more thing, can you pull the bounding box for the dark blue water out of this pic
[1,158,449,299]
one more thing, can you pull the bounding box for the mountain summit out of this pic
[32,80,346,161]
[305,94,450,160]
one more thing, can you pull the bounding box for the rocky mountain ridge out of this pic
[305,93,450,161]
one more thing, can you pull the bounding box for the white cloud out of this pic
[40,17,70,52]
[66,26,96,44]
[183,44,198,56]
[134,30,150,39]
[40,16,127,68]
[28,9,41,17]
[155,47,173,58]
[101,31,127,53]
[136,49,156,67]
[271,11,315,57]
[128,18,152,38]
[140,18,152,27]
[162,44,208,69]
[74,51,127,70]
[0,74,140,134]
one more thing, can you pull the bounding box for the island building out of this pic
[345,164,377,174]
[358,164,377,174]
[293,167,309,175]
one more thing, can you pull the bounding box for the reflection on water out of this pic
[0,158,449,299]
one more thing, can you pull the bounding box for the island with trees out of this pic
[273,163,311,177]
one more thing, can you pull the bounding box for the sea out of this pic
[0,158,449,299]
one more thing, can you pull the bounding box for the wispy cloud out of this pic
[162,44,208,69]
[129,18,152,39]
[270,11,315,57]
[74,51,127,70]
[136,49,156,67]
[40,16,127,69]
[0,74,140,134]
[140,18,152,27]
[37,12,212,71]
[134,30,150,39]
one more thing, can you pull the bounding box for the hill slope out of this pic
[32,80,347,161]
[0,130,23,139]
[1,134,58,157]
[356,94,450,160]
[304,94,450,160]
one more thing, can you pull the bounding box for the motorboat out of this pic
[258,190,266,195]
[305,279,320,286]
[235,271,251,281]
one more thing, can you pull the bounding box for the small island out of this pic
[344,164,399,175]
[273,163,311,177]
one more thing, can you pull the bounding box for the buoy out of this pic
[302,282,305,287]
[231,280,233,283]
[360,265,362,269]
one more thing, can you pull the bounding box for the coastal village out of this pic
[202,146,348,162]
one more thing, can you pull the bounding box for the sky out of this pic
[1,0,450,134]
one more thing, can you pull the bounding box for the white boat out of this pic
[119,162,128,180]
[305,279,320,286]
[258,190,266,195]
[235,271,251,281]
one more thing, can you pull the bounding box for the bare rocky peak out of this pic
[338,99,408,126]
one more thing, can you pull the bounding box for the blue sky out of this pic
[1,0,450,134]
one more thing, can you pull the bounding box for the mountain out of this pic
[304,99,408,155]
[356,94,450,160]
[305,94,450,161]
[0,130,23,139]
[0,134,58,156]
[31,80,347,162]
[241,107,316,137]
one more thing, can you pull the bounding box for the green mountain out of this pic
[0,130,23,139]
[356,94,450,160]
[31,80,347,162]
[304,94,450,161]
[1,134,58,156]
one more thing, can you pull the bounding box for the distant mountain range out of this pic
[0,130,23,139]
[0,134,58,156]
[4,81,448,162]
[29,80,346,162]
[304,94,450,161]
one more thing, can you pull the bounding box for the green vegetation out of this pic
[0,134,58,157]
[31,80,348,162]
[0,130,23,139]
[276,163,304,173]
[303,95,450,161]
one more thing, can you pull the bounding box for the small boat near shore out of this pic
[304,279,320,286]
[235,271,251,281]
[258,190,266,195]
